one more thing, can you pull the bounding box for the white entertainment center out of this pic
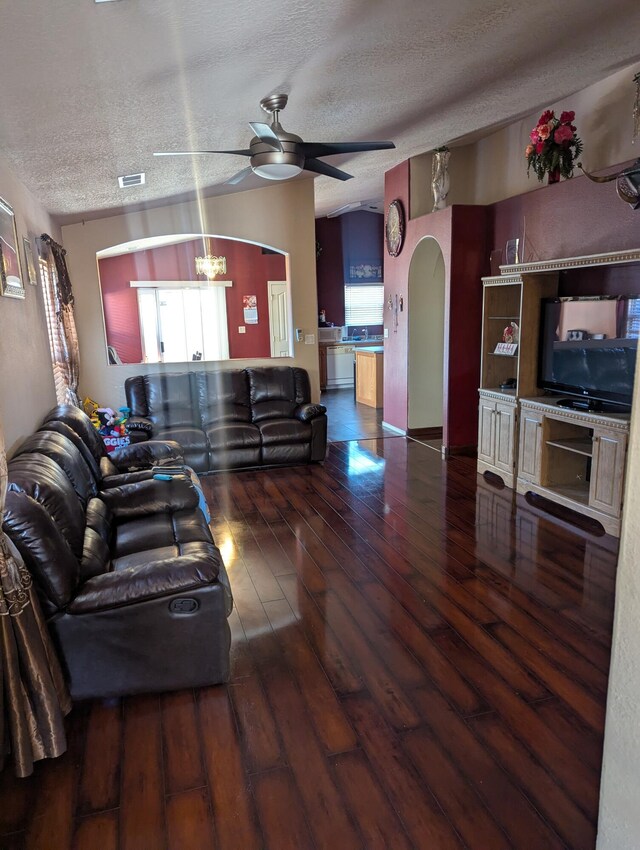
[477,248,640,537]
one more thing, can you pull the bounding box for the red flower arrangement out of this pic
[525,109,583,182]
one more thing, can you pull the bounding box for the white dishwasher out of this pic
[326,344,355,388]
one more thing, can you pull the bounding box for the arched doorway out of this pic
[408,236,446,438]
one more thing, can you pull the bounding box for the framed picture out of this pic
[22,236,37,286]
[0,197,25,298]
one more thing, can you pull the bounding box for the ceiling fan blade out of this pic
[153,149,252,157]
[248,122,283,152]
[299,141,395,158]
[303,158,353,181]
[224,166,254,186]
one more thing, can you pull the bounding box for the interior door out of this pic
[269,281,290,357]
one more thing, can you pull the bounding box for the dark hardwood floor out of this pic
[0,437,617,850]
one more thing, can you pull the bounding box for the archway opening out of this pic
[408,236,446,437]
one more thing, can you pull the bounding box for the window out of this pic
[344,284,384,326]
[136,285,229,363]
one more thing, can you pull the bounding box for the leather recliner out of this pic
[3,413,232,701]
[125,366,327,473]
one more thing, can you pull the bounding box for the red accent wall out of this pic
[98,238,285,362]
[315,216,344,326]
[383,162,488,448]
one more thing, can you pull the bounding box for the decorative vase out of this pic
[547,168,560,184]
[432,148,451,211]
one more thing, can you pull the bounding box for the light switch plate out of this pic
[384,328,389,338]
[304,334,315,345]
[295,328,304,342]
[238,326,246,334]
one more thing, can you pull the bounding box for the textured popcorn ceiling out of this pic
[2,0,640,222]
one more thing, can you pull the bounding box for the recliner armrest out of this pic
[69,553,222,613]
[294,403,327,422]
[109,439,184,471]
[99,475,199,517]
[125,416,154,435]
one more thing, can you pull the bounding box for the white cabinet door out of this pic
[590,429,627,517]
[477,398,496,465]
[495,402,516,474]
[518,409,543,484]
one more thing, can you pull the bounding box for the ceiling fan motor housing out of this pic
[249,125,304,179]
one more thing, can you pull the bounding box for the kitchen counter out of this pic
[354,345,384,354]
[319,339,383,347]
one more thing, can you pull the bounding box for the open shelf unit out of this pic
[477,272,559,488]
[517,397,630,536]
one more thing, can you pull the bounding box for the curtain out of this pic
[0,422,71,778]
[39,234,81,407]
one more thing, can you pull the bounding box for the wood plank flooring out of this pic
[0,436,617,850]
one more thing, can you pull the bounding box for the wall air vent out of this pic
[118,172,145,189]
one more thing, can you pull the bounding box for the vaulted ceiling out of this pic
[2,0,640,223]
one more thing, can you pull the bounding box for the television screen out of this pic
[538,295,639,407]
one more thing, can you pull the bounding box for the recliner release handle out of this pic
[169,597,200,614]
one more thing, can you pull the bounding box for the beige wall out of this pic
[61,179,319,408]
[0,155,59,454]
[410,60,640,211]
[597,366,640,849]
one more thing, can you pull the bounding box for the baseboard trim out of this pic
[381,421,407,435]
[443,444,477,458]
[407,426,443,440]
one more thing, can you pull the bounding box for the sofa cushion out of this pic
[258,418,312,446]
[197,370,252,426]
[113,507,214,559]
[143,373,198,429]
[205,422,261,451]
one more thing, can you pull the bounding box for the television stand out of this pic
[556,397,602,412]
[517,397,630,537]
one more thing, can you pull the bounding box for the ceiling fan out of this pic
[154,94,395,185]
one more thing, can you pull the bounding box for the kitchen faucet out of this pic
[362,327,368,340]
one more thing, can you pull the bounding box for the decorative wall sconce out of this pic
[195,255,227,280]
[387,293,405,332]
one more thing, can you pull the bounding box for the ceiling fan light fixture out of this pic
[251,162,303,180]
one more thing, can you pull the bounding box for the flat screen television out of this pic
[538,295,639,409]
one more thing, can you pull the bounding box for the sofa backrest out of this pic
[39,419,102,483]
[196,370,252,427]
[3,454,84,613]
[130,373,199,430]
[125,366,313,427]
[247,366,310,422]
[14,431,98,506]
[41,405,106,464]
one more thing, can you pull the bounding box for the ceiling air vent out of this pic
[118,172,145,189]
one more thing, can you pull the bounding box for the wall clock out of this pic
[385,199,405,257]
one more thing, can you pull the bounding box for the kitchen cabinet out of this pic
[516,397,629,537]
[355,346,384,408]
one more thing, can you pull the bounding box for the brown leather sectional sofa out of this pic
[125,366,327,473]
[3,405,232,701]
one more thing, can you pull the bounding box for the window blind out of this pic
[344,284,384,326]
